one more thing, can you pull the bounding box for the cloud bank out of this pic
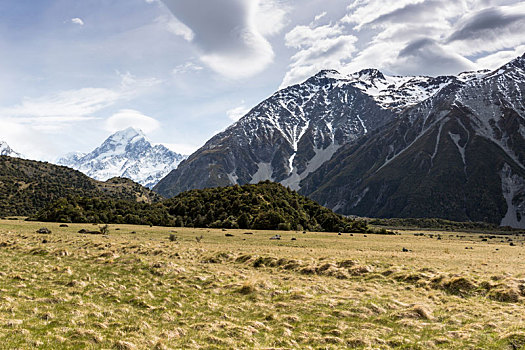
[280,0,525,87]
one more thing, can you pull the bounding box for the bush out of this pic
[277,222,291,231]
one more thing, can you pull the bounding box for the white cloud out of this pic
[0,70,162,151]
[279,0,524,81]
[0,72,159,124]
[280,23,357,88]
[0,88,119,120]
[161,0,288,79]
[117,71,162,90]
[393,38,476,76]
[0,120,56,160]
[343,0,422,30]
[161,142,198,155]
[445,3,525,55]
[105,109,160,133]
[172,62,204,75]
[71,18,84,26]
[255,0,290,37]
[226,103,250,121]
[161,16,194,41]
[314,12,328,23]
[475,45,525,69]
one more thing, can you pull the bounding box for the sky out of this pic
[1,0,525,160]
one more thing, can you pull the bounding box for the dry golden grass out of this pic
[0,219,524,349]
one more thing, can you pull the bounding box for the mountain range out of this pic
[58,127,186,188]
[154,53,525,228]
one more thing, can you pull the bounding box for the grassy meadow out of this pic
[0,219,524,349]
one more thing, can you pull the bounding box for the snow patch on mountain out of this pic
[319,68,488,113]
[281,143,341,191]
[58,127,186,188]
[448,132,466,166]
[500,163,525,228]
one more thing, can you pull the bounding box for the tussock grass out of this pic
[0,219,524,348]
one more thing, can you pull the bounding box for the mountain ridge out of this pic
[300,54,525,228]
[0,155,160,217]
[154,59,499,196]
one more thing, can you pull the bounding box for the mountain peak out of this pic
[355,68,386,81]
[488,52,525,77]
[0,141,22,158]
[57,128,187,188]
[312,69,342,80]
[108,127,146,143]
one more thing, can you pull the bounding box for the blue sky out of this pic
[0,0,524,160]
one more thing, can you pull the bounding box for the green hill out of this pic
[36,181,369,233]
[0,156,161,217]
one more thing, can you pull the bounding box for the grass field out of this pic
[0,219,524,349]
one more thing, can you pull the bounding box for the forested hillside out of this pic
[36,181,368,232]
[0,156,160,216]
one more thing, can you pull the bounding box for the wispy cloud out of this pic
[226,103,250,121]
[71,17,84,26]
[446,3,525,55]
[0,73,160,127]
[281,22,357,88]
[172,62,203,75]
[0,72,162,159]
[105,109,160,133]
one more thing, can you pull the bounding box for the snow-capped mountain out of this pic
[58,128,186,188]
[300,54,525,228]
[154,70,398,197]
[155,53,525,228]
[0,141,22,158]
[155,63,475,197]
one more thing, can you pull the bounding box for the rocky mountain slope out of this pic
[0,155,160,217]
[155,69,446,197]
[0,141,22,158]
[300,54,525,228]
[58,128,186,188]
[155,53,525,228]
[155,64,489,195]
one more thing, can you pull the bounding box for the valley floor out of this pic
[0,220,524,349]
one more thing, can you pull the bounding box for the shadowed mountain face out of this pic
[155,54,525,228]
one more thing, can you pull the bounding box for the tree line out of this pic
[36,181,370,232]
